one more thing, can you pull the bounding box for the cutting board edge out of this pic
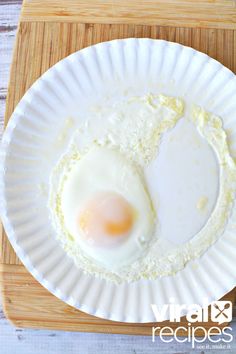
[20,0,236,30]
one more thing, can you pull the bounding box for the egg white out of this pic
[60,146,155,269]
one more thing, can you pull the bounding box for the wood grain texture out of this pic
[1,0,236,336]
[20,0,236,29]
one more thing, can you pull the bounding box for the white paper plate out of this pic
[1,39,236,323]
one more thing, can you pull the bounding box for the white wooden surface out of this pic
[0,1,236,353]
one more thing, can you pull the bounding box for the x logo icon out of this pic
[211,301,232,324]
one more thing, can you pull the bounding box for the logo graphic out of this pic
[151,298,233,349]
[211,301,232,325]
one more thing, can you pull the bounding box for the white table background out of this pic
[0,2,236,353]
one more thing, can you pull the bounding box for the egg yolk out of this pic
[78,192,135,247]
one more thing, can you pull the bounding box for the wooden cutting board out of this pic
[0,0,236,333]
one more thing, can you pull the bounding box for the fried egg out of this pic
[49,94,235,283]
[60,146,155,269]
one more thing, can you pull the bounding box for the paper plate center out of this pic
[145,117,219,245]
